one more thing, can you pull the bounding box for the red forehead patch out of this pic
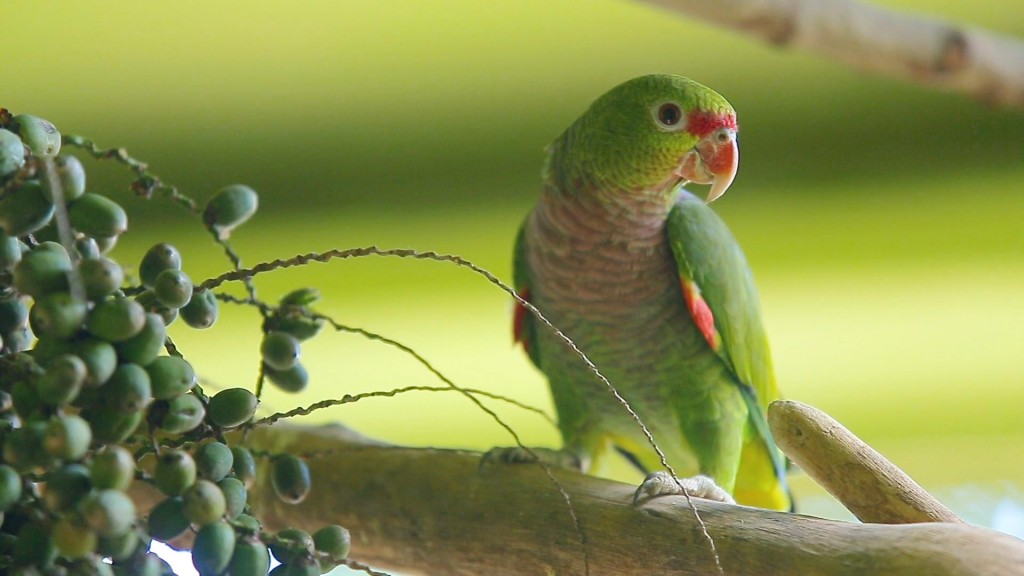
[686,110,738,137]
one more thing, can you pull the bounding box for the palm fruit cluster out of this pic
[261,288,324,394]
[0,109,349,575]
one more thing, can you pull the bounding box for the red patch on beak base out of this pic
[686,110,737,138]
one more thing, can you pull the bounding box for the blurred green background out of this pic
[7,0,1024,529]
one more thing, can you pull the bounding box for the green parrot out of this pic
[511,74,791,511]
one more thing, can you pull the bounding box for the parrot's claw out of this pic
[479,447,583,471]
[632,472,735,506]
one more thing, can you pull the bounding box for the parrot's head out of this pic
[547,74,738,203]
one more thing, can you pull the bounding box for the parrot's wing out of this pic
[666,190,789,493]
[512,219,542,368]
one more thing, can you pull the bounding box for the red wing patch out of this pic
[681,279,720,351]
[513,288,531,349]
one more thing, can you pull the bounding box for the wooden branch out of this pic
[639,0,1024,109]
[225,421,1024,576]
[768,400,963,524]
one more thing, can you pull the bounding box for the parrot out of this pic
[510,74,791,511]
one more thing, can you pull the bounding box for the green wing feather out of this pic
[666,190,789,497]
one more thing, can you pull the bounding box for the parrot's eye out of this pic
[654,102,685,131]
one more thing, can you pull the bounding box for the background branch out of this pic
[640,0,1024,108]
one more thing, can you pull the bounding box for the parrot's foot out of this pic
[632,472,735,506]
[480,447,583,471]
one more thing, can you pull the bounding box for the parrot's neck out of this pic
[540,182,678,239]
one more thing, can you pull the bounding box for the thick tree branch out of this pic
[223,418,1024,576]
[640,0,1024,108]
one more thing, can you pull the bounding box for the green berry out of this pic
[138,243,181,288]
[51,153,86,201]
[208,387,258,429]
[81,489,136,537]
[230,446,257,489]
[11,379,45,422]
[182,479,226,526]
[13,522,57,567]
[227,537,271,575]
[52,513,98,559]
[43,413,92,460]
[203,184,258,239]
[195,442,234,483]
[268,288,324,341]
[154,448,196,496]
[104,362,153,413]
[0,296,29,333]
[37,353,87,405]
[0,128,25,177]
[0,383,11,409]
[145,355,195,399]
[233,513,261,534]
[69,192,128,238]
[269,527,313,565]
[192,520,236,575]
[78,257,124,301]
[146,496,189,541]
[0,180,54,237]
[91,445,136,491]
[153,268,192,309]
[266,311,323,342]
[271,455,311,505]
[313,525,351,561]
[3,420,50,471]
[154,393,205,434]
[0,464,23,511]
[33,336,78,368]
[0,232,21,269]
[72,337,118,386]
[180,287,218,329]
[12,242,70,298]
[266,362,309,393]
[115,313,166,366]
[34,239,68,255]
[29,291,87,339]
[74,236,101,260]
[42,463,91,512]
[83,404,143,444]
[11,114,61,157]
[280,288,320,307]
[261,331,300,371]
[4,327,30,352]
[218,477,247,519]
[87,297,146,342]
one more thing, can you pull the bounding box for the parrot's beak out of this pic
[677,128,739,203]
